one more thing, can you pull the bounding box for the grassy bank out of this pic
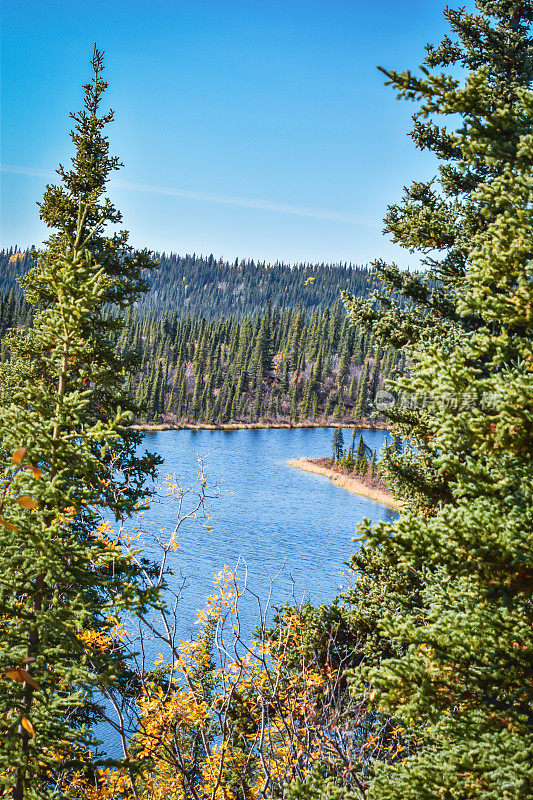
[288,457,401,510]
[131,420,391,432]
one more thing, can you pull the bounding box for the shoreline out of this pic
[131,420,391,432]
[288,457,402,510]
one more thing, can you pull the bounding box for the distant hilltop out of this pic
[0,248,378,317]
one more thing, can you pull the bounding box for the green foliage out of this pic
[0,48,158,798]
[287,773,361,800]
[340,447,355,471]
[108,304,400,425]
[331,427,345,461]
[0,248,380,318]
[363,83,533,800]
[2,4,531,800]
[339,4,533,799]
[342,0,533,513]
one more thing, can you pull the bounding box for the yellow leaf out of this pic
[6,668,24,682]
[21,716,35,736]
[13,447,27,465]
[17,496,38,510]
[6,668,41,691]
[0,516,18,532]
[27,465,41,480]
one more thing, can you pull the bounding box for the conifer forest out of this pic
[0,252,400,426]
[0,3,532,800]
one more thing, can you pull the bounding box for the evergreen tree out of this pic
[328,298,342,350]
[301,375,316,418]
[253,372,263,420]
[289,377,299,422]
[343,0,533,512]
[313,346,324,384]
[280,359,290,393]
[191,374,203,419]
[0,48,158,797]
[370,449,378,480]
[331,427,345,461]
[251,304,272,374]
[337,343,351,386]
[353,363,369,419]
[1,267,396,430]
[341,5,533,799]
[355,434,368,473]
[360,77,533,800]
[333,398,345,419]
[287,308,304,372]
[324,390,335,420]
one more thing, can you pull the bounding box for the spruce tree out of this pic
[251,304,272,374]
[355,434,368,473]
[370,449,378,481]
[324,390,335,420]
[289,377,299,422]
[341,4,533,799]
[343,0,533,512]
[337,343,351,386]
[280,359,290,393]
[361,74,533,800]
[354,363,369,420]
[0,48,158,797]
[331,427,344,461]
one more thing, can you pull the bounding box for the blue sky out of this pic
[2,1,453,265]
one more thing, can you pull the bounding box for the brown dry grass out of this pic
[288,458,402,510]
[131,420,390,432]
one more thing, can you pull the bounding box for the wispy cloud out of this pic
[2,165,53,179]
[1,164,377,227]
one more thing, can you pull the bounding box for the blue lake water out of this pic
[101,426,396,755]
[138,426,396,638]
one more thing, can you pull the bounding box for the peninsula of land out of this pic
[288,457,401,510]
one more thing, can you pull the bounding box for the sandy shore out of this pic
[131,420,390,432]
[288,457,402,510]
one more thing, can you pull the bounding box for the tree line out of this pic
[0,279,402,428]
[0,289,31,341]
[330,426,393,479]
[0,246,379,318]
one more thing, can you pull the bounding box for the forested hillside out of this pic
[120,299,402,424]
[0,290,31,340]
[0,288,396,427]
[0,249,394,427]
[0,249,33,296]
[0,247,378,317]
[141,252,378,316]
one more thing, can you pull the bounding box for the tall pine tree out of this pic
[0,48,158,797]
[340,4,533,799]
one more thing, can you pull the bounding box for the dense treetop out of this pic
[119,301,403,425]
[0,247,379,317]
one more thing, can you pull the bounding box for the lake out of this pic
[101,426,397,755]
[137,426,396,639]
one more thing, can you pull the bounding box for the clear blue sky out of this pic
[2,1,454,265]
